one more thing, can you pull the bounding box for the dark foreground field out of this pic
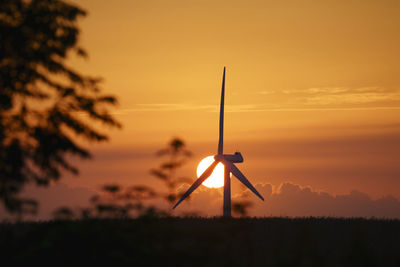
[1,217,400,267]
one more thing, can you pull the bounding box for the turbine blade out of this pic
[224,160,264,201]
[217,67,226,155]
[173,160,219,209]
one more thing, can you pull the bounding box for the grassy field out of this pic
[1,217,399,266]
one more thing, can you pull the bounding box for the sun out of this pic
[197,156,227,188]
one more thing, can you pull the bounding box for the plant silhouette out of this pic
[150,137,192,207]
[0,0,120,219]
[85,183,165,218]
[232,200,253,217]
[53,138,195,219]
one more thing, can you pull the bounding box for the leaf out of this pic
[102,184,120,194]
[149,169,168,180]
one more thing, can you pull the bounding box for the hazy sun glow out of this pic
[197,156,226,188]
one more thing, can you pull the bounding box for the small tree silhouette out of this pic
[232,200,253,217]
[231,185,255,217]
[150,138,192,207]
[52,138,195,219]
[87,184,165,218]
[53,206,74,220]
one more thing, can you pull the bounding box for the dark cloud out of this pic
[171,180,400,218]
[240,182,400,218]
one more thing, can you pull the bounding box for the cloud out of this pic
[257,90,275,95]
[238,182,400,218]
[284,86,400,107]
[115,103,259,113]
[173,184,223,217]
[172,180,400,218]
[114,86,400,114]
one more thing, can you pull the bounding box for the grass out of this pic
[1,217,400,266]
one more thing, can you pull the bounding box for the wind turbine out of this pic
[173,67,264,217]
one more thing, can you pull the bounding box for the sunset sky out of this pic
[6,0,400,219]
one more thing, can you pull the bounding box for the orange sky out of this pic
[7,0,400,219]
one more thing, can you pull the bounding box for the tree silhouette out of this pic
[0,0,120,217]
[52,138,195,220]
[150,138,192,207]
[52,206,75,220]
[232,200,253,217]
[85,184,164,219]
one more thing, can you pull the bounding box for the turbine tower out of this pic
[173,67,264,217]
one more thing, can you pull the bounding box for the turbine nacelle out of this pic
[215,152,243,163]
